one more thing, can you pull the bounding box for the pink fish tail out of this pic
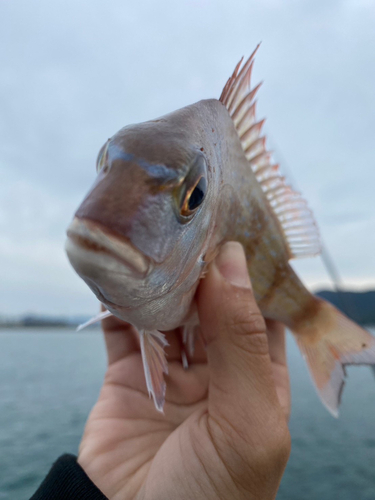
[292,299,375,417]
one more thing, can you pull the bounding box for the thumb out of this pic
[197,242,279,425]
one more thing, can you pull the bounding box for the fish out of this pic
[65,46,375,415]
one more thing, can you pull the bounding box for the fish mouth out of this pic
[66,217,150,277]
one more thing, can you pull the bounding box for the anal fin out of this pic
[140,330,169,412]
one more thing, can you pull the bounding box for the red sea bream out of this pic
[65,47,375,414]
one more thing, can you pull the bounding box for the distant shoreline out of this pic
[0,321,101,329]
[1,289,375,329]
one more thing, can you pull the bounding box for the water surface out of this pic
[0,328,374,499]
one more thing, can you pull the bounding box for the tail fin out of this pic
[293,300,375,417]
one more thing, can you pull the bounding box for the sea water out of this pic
[0,328,374,499]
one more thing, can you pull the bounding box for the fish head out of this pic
[65,101,226,326]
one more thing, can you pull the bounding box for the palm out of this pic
[78,315,290,500]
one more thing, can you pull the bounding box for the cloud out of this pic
[1,0,374,315]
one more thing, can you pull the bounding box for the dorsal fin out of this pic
[220,47,321,259]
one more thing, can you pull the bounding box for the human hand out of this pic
[78,242,291,499]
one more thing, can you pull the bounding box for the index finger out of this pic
[197,243,281,421]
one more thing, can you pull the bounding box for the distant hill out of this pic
[316,290,375,326]
[0,314,92,329]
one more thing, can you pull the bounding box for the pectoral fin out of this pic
[140,330,169,412]
[76,309,113,331]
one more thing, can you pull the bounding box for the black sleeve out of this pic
[30,454,108,500]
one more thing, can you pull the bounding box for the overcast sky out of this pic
[1,0,374,316]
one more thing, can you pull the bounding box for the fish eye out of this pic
[181,176,207,216]
[178,154,208,220]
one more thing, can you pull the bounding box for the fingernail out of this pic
[215,242,252,289]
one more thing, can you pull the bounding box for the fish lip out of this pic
[66,217,150,277]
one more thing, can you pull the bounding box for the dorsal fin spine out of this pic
[248,151,270,170]
[228,60,255,114]
[235,100,257,131]
[256,162,280,178]
[274,205,308,218]
[220,57,244,105]
[267,187,292,200]
[283,216,314,225]
[231,83,263,122]
[219,50,321,260]
[223,44,260,109]
[239,119,265,142]
[260,175,285,188]
[233,44,260,87]
[244,136,266,158]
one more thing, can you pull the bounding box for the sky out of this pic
[1,0,374,316]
